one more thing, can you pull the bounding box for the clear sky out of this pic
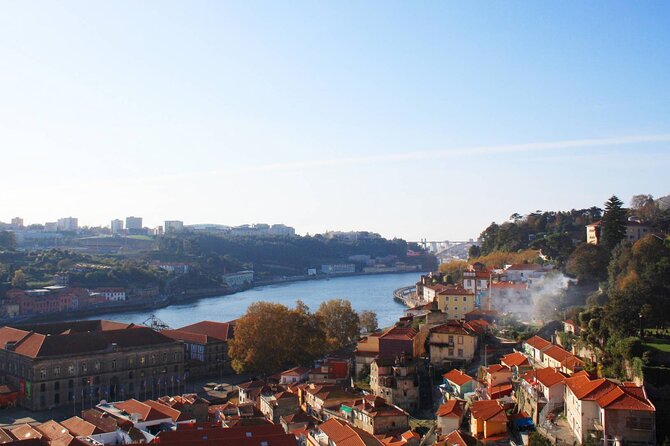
[1,1,669,241]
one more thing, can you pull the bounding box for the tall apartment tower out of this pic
[125,216,143,230]
[111,219,124,234]
[57,217,78,231]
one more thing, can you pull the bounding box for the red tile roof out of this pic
[318,418,384,446]
[437,430,478,446]
[443,369,475,387]
[436,400,464,418]
[564,376,617,401]
[61,416,98,436]
[523,367,566,388]
[177,321,234,342]
[379,326,418,341]
[8,424,42,441]
[525,335,552,351]
[501,352,530,368]
[1,326,177,358]
[143,399,184,422]
[485,364,510,375]
[470,400,508,423]
[597,385,655,412]
[34,420,69,441]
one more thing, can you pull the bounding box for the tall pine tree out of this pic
[601,195,627,251]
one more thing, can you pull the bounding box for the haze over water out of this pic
[84,273,421,329]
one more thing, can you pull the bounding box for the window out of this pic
[68,380,73,389]
[111,360,117,370]
[68,365,75,375]
[448,348,454,356]
[54,367,60,377]
[54,381,60,390]
[140,356,146,366]
[458,349,464,357]
[40,383,46,392]
[163,353,167,363]
[95,361,100,371]
[128,357,134,366]
[80,363,87,374]
[458,336,463,344]
[40,368,47,379]
[151,354,156,365]
[463,296,466,302]
[448,335,454,343]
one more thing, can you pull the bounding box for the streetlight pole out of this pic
[639,313,644,340]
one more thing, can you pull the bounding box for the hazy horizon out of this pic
[2,1,669,241]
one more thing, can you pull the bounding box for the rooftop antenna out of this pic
[142,314,171,331]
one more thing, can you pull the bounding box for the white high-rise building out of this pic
[57,217,78,231]
[111,219,124,234]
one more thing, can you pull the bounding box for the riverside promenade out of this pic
[393,285,423,308]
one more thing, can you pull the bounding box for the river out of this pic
[84,272,421,329]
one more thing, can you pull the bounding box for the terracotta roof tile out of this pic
[525,335,552,351]
[597,385,655,412]
[61,416,98,437]
[436,400,464,418]
[35,420,69,441]
[443,369,475,387]
[177,321,234,342]
[470,400,508,423]
[501,352,530,368]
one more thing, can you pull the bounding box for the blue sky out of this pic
[1,1,669,240]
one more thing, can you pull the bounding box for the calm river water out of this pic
[86,272,421,329]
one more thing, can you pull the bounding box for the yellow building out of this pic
[428,320,478,367]
[470,400,508,439]
[435,286,475,320]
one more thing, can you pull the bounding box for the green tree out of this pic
[601,195,627,251]
[566,243,609,283]
[316,299,360,350]
[11,269,27,288]
[0,231,17,250]
[468,245,481,259]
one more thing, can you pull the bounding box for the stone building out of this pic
[0,320,185,411]
[369,355,419,412]
[161,320,234,378]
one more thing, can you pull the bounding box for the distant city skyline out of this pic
[1,1,669,241]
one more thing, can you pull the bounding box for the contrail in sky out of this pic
[111,133,670,186]
[182,133,670,176]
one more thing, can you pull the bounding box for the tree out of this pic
[566,243,609,283]
[228,301,325,375]
[438,260,468,283]
[0,231,17,250]
[11,269,27,288]
[468,245,481,259]
[316,299,360,350]
[601,195,627,251]
[359,310,378,333]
